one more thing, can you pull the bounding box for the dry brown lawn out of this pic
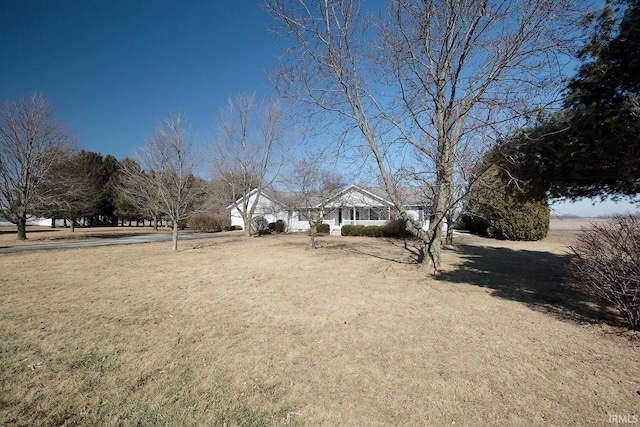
[1,219,638,426]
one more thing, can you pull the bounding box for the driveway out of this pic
[0,231,242,254]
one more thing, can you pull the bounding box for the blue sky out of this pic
[1,1,636,216]
[1,0,278,160]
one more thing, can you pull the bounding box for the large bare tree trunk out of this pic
[172,221,179,251]
[243,212,252,237]
[445,213,455,246]
[308,224,316,250]
[16,214,27,241]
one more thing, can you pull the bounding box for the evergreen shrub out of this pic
[460,167,550,241]
[341,224,391,237]
[268,220,286,233]
[315,223,330,234]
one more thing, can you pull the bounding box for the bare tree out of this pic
[281,159,344,249]
[211,93,288,236]
[117,157,166,230]
[208,170,260,216]
[122,112,206,250]
[266,0,582,270]
[0,93,72,240]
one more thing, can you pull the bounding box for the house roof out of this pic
[225,188,283,211]
[324,184,393,208]
[367,186,434,207]
[228,184,433,211]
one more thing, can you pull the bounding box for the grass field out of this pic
[0,220,638,426]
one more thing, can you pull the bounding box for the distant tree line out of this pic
[0,92,287,250]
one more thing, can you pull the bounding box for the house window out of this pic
[355,208,369,220]
[370,208,388,221]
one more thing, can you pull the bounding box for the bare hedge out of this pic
[187,213,230,233]
[567,215,640,331]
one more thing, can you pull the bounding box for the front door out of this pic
[338,209,342,225]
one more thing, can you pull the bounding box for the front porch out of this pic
[323,206,391,234]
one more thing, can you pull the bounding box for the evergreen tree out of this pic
[97,154,121,225]
[503,0,640,201]
[35,150,101,230]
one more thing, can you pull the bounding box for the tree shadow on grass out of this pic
[280,235,622,328]
[311,237,426,265]
[0,228,57,236]
[343,238,428,265]
[435,243,623,327]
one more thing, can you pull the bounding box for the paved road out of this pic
[0,231,241,254]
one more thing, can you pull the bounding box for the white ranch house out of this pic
[229,184,438,234]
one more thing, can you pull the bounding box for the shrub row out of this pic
[264,221,329,234]
[341,218,412,238]
[341,225,384,237]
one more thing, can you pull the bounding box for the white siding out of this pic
[229,186,433,234]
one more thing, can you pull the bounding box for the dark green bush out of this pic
[487,199,550,240]
[364,225,385,237]
[461,199,549,241]
[268,220,286,233]
[461,167,550,241]
[352,225,366,236]
[341,224,386,237]
[315,223,330,234]
[457,214,489,236]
